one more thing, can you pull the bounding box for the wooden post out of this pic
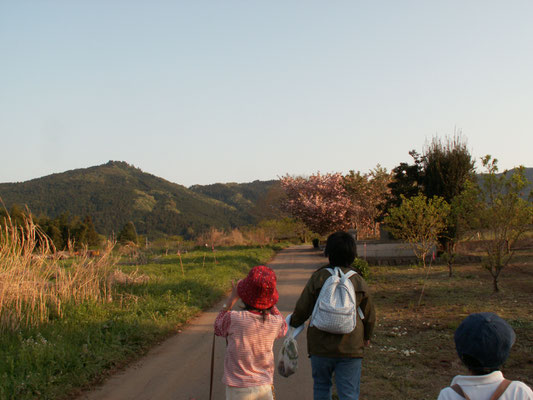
[177,250,184,276]
[212,243,217,264]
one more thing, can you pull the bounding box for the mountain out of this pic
[521,167,533,187]
[2,162,528,239]
[481,167,533,199]
[0,161,274,238]
[190,180,278,212]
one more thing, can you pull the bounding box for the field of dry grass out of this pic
[360,250,533,400]
[0,216,116,332]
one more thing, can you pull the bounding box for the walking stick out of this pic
[209,332,216,400]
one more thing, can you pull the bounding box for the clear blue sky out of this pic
[1,1,532,186]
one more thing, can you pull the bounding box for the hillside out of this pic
[0,161,257,238]
[1,162,529,239]
[521,167,533,187]
[190,180,279,214]
[481,167,533,199]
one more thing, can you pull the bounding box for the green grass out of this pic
[0,245,281,400]
[3,245,531,400]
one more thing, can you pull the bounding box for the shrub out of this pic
[352,258,370,279]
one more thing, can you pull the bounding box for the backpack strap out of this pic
[336,268,364,319]
[451,384,470,399]
[489,379,512,400]
[332,267,356,280]
[450,380,512,400]
[343,270,357,279]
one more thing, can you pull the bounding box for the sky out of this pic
[1,1,532,187]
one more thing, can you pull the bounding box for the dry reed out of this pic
[195,227,272,247]
[0,213,117,332]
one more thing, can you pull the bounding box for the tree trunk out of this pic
[446,241,456,278]
[493,276,499,292]
[417,253,430,307]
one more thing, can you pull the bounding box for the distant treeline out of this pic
[1,205,101,250]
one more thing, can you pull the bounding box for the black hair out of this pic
[324,231,357,267]
[460,354,501,376]
[242,303,274,322]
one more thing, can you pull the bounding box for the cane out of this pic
[209,332,216,400]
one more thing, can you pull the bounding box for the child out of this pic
[214,265,287,400]
[437,312,533,400]
[290,231,376,400]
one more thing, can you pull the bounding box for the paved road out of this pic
[79,245,326,400]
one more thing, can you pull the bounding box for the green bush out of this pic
[352,258,370,279]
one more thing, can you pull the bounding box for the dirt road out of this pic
[79,245,326,400]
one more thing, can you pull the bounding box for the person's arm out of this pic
[271,306,288,338]
[290,272,320,328]
[359,290,376,344]
[214,310,231,337]
[223,280,240,311]
[214,280,240,337]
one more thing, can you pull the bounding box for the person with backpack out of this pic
[214,265,287,400]
[289,231,376,400]
[437,312,533,400]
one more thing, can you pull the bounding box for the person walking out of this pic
[214,265,287,400]
[289,231,376,400]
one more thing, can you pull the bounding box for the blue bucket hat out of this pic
[454,312,516,369]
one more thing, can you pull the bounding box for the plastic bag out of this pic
[277,314,304,378]
[277,334,298,377]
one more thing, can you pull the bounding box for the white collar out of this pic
[451,371,504,386]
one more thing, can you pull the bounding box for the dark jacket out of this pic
[290,265,376,358]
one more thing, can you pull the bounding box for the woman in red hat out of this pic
[214,265,287,400]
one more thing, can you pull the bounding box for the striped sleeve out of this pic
[271,306,288,338]
[214,310,231,337]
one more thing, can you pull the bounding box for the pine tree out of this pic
[118,221,138,244]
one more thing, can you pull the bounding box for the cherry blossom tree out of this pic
[343,165,392,238]
[280,173,353,236]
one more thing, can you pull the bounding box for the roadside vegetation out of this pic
[0,214,282,400]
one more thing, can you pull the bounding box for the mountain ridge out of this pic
[0,161,277,238]
[1,161,530,238]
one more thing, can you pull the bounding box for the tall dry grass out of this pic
[195,227,273,247]
[0,213,117,332]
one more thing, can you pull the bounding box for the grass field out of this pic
[1,244,531,399]
[0,245,281,400]
[359,249,533,400]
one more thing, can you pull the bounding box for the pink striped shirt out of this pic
[214,306,287,387]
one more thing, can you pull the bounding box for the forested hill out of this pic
[481,167,533,199]
[522,168,533,186]
[1,162,529,238]
[0,161,276,238]
[190,180,278,212]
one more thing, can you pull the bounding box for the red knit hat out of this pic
[237,265,279,310]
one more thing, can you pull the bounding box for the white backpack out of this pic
[310,267,364,334]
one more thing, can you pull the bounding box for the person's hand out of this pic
[230,280,240,301]
[224,279,240,311]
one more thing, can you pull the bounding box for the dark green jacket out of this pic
[290,265,376,358]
